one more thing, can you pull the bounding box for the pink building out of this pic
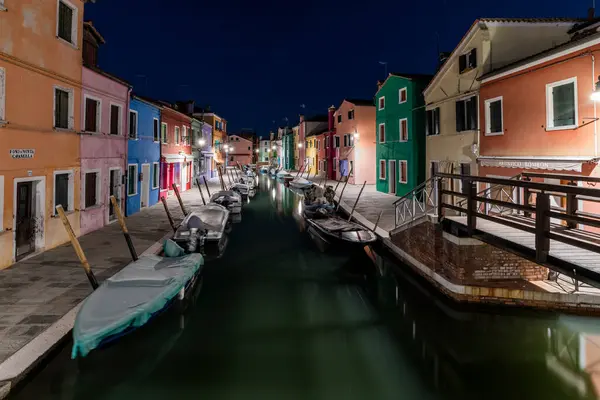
[226,135,253,166]
[332,99,376,184]
[298,115,328,170]
[80,22,130,235]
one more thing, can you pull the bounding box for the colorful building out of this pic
[126,95,161,216]
[259,139,271,163]
[478,20,600,214]
[175,101,215,182]
[193,110,227,170]
[298,115,328,171]
[0,0,85,267]
[160,103,192,198]
[375,73,431,196]
[226,135,253,166]
[333,99,376,184]
[292,125,300,169]
[305,128,327,176]
[424,18,578,190]
[80,22,131,235]
[282,127,295,170]
[324,106,336,179]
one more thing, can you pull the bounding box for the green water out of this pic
[10,177,600,400]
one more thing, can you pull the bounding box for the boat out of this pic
[230,182,250,200]
[71,250,204,358]
[172,205,230,257]
[289,177,314,190]
[303,203,335,219]
[210,190,242,214]
[306,217,377,253]
[276,170,294,182]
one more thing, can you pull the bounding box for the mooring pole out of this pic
[196,178,206,205]
[295,164,304,178]
[203,176,212,197]
[334,179,341,193]
[373,210,384,232]
[56,205,98,290]
[336,176,350,212]
[161,196,177,233]
[110,195,138,262]
[348,181,367,222]
[172,183,188,216]
[217,166,225,190]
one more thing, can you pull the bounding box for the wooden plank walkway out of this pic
[446,216,600,274]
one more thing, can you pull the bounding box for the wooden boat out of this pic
[306,217,377,253]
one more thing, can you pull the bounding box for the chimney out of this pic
[588,7,595,20]
[377,80,384,91]
[299,114,304,124]
[328,106,336,132]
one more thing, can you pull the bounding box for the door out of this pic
[109,169,121,221]
[389,160,397,194]
[141,164,150,208]
[15,182,34,259]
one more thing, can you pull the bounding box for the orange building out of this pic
[193,110,227,168]
[479,22,600,217]
[0,0,86,268]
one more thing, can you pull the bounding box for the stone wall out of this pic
[391,221,548,285]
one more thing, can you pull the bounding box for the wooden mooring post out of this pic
[196,178,206,205]
[203,176,212,197]
[56,205,99,290]
[348,181,367,222]
[161,196,177,233]
[336,176,350,212]
[217,166,226,190]
[295,164,305,178]
[373,210,384,232]
[172,184,188,216]
[110,195,138,262]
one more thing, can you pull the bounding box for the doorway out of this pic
[109,168,121,221]
[15,182,34,259]
[141,164,150,208]
[389,160,397,194]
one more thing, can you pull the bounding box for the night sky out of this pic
[86,0,589,137]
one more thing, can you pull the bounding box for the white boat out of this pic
[231,182,250,199]
[210,190,242,214]
[172,205,230,256]
[289,177,314,190]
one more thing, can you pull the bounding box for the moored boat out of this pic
[210,190,242,214]
[306,217,377,253]
[173,205,230,257]
[289,177,314,190]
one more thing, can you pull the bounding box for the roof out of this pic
[423,17,582,96]
[306,124,328,137]
[83,21,105,44]
[85,65,132,88]
[480,30,600,81]
[375,73,433,95]
[344,98,374,107]
[132,94,163,109]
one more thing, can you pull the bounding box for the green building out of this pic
[375,73,431,197]
[282,129,295,170]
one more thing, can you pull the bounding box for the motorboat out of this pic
[172,205,230,256]
[210,190,242,214]
[289,177,314,190]
[276,170,294,182]
[71,250,204,358]
[306,217,377,253]
[231,182,250,200]
[303,203,335,219]
[259,166,269,174]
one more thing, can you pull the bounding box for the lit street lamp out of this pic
[272,145,276,150]
[198,139,206,146]
[592,76,600,101]
[297,143,303,148]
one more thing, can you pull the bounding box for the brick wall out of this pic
[391,222,548,285]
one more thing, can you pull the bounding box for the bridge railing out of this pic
[393,177,438,228]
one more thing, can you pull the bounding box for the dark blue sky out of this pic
[86,0,589,137]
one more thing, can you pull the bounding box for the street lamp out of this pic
[592,76,600,101]
[297,143,303,148]
[198,139,206,146]
[255,149,259,153]
[272,145,276,150]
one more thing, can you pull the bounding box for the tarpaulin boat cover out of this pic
[71,252,204,358]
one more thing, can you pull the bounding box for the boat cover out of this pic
[289,178,313,189]
[71,252,204,358]
[314,218,364,232]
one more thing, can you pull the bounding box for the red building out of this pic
[226,135,253,166]
[159,103,192,198]
[324,106,336,179]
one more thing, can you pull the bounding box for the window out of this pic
[152,163,159,189]
[546,77,577,130]
[247,146,251,151]
[333,158,337,171]
[53,171,73,215]
[175,126,180,144]
[349,161,354,176]
[484,96,503,135]
[348,134,354,147]
[84,171,99,208]
[379,96,385,110]
[337,114,342,123]
[109,104,121,135]
[334,136,340,148]
[343,135,348,147]
[129,110,138,138]
[0,67,5,121]
[161,122,168,143]
[54,86,73,129]
[459,48,477,73]
[84,96,100,133]
[399,88,407,103]
[153,118,159,142]
[399,161,407,183]
[456,96,477,132]
[127,164,138,196]
[316,140,320,150]
[379,123,386,143]
[426,108,440,136]
[379,160,386,180]
[57,0,77,46]
[348,110,354,120]
[400,118,408,141]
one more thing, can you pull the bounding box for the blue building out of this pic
[126,95,162,216]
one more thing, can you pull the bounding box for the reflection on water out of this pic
[10,176,600,400]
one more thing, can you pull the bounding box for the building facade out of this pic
[375,74,431,197]
[160,104,192,198]
[324,106,336,179]
[333,99,376,184]
[298,115,328,171]
[0,0,86,267]
[126,96,161,216]
[80,22,130,235]
[193,111,227,169]
[424,18,578,190]
[292,125,300,169]
[282,128,295,170]
[259,139,271,163]
[226,135,253,166]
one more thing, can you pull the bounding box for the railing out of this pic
[394,177,438,228]
[457,173,522,215]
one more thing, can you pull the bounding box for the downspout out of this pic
[593,54,598,157]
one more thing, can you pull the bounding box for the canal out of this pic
[10,176,600,400]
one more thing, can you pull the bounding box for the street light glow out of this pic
[297,143,303,148]
[272,145,276,150]
[198,139,206,146]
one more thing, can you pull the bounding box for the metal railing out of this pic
[394,177,438,228]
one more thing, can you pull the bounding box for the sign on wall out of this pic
[10,149,35,159]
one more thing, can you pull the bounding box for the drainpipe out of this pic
[593,55,598,157]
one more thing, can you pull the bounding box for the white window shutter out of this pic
[0,67,5,121]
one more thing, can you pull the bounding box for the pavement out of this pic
[0,178,223,391]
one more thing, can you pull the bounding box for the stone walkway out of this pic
[0,181,220,368]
